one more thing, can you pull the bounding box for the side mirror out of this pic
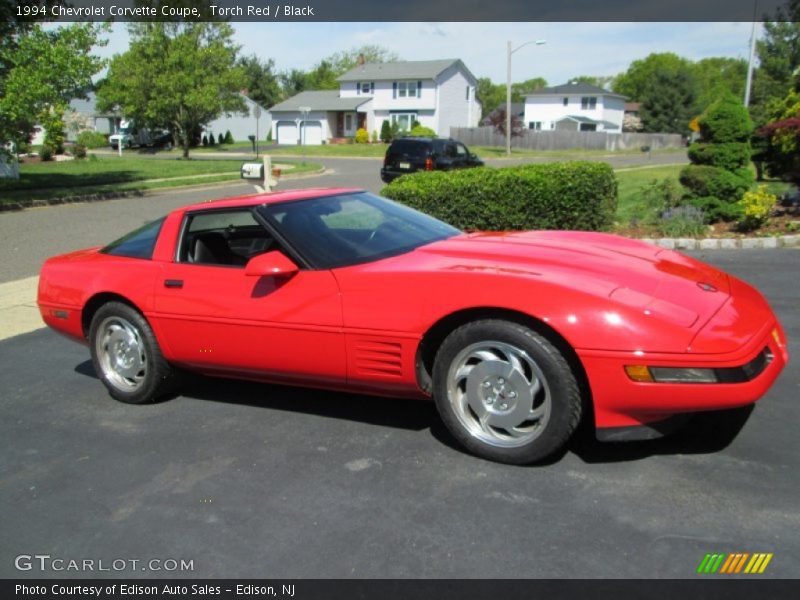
[245,251,299,277]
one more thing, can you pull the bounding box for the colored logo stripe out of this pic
[697,553,773,574]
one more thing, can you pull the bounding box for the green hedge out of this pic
[381,161,617,231]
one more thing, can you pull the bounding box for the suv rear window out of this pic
[388,140,430,158]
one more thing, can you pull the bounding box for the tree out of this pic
[0,22,106,156]
[380,120,392,143]
[238,54,283,109]
[325,45,399,73]
[758,87,800,185]
[486,107,524,138]
[750,1,800,126]
[97,22,245,158]
[613,53,695,102]
[305,59,339,90]
[280,68,308,98]
[476,77,506,120]
[511,77,547,102]
[639,69,697,134]
[691,57,747,115]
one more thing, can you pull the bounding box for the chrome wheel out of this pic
[95,316,147,392]
[446,340,551,448]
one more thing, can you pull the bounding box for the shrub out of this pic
[218,133,225,145]
[408,125,437,138]
[355,127,369,144]
[202,135,208,146]
[76,130,108,149]
[697,93,753,143]
[680,164,750,205]
[658,205,707,237]
[371,130,378,143]
[381,161,617,232]
[687,142,751,172]
[641,177,684,214]
[39,144,54,161]
[208,132,215,146]
[380,120,392,143]
[738,186,777,231]
[72,143,87,159]
[224,130,234,144]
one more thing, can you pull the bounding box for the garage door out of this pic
[300,122,323,145]
[276,121,298,145]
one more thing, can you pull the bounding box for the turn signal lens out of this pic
[624,365,654,382]
[625,365,718,383]
[649,367,718,383]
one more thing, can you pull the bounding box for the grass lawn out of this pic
[0,155,321,204]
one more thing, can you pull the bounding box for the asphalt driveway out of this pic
[0,249,797,579]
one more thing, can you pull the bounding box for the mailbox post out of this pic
[241,156,277,193]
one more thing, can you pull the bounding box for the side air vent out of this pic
[354,340,404,378]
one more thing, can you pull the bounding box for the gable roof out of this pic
[337,59,474,83]
[269,90,372,112]
[525,82,626,99]
[555,115,620,128]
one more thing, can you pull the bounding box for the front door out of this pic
[343,112,356,137]
[152,207,345,385]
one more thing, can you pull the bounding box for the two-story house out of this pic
[269,59,482,145]
[523,82,627,133]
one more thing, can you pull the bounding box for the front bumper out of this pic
[582,310,788,432]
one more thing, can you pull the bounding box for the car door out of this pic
[152,207,346,385]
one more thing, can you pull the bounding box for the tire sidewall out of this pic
[89,302,170,404]
[432,320,581,465]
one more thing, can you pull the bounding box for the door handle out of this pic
[164,279,183,289]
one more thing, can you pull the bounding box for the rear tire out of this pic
[432,319,582,464]
[89,301,176,404]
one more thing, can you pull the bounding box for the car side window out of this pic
[177,209,278,267]
[445,143,458,158]
[455,143,469,157]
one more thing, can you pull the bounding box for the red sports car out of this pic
[38,188,789,464]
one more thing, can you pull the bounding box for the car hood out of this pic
[418,231,730,329]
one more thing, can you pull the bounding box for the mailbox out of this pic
[241,162,264,180]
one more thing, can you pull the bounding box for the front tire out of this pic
[432,320,582,464]
[89,302,175,404]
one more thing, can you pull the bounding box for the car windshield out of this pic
[258,192,460,269]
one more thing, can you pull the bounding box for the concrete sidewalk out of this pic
[0,276,43,341]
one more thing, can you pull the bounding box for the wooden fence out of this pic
[449,127,684,152]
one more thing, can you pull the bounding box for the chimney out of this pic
[357,53,365,66]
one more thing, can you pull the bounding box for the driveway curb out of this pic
[639,235,799,249]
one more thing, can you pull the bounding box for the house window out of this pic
[528,121,542,130]
[581,97,597,110]
[579,123,597,132]
[390,113,417,132]
[563,97,568,106]
[396,81,419,98]
[360,82,372,95]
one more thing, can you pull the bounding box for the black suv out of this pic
[381,137,484,183]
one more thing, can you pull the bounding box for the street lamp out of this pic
[506,39,546,155]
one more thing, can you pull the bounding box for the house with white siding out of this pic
[269,59,482,145]
[523,82,627,133]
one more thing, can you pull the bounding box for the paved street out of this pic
[0,249,797,579]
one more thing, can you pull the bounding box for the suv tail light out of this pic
[425,157,435,171]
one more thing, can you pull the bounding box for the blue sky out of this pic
[95,21,759,85]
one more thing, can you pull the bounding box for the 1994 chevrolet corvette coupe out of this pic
[38,188,789,464]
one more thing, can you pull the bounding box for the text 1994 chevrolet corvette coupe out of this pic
[38,188,789,464]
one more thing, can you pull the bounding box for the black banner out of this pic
[7,0,796,22]
[3,579,800,600]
